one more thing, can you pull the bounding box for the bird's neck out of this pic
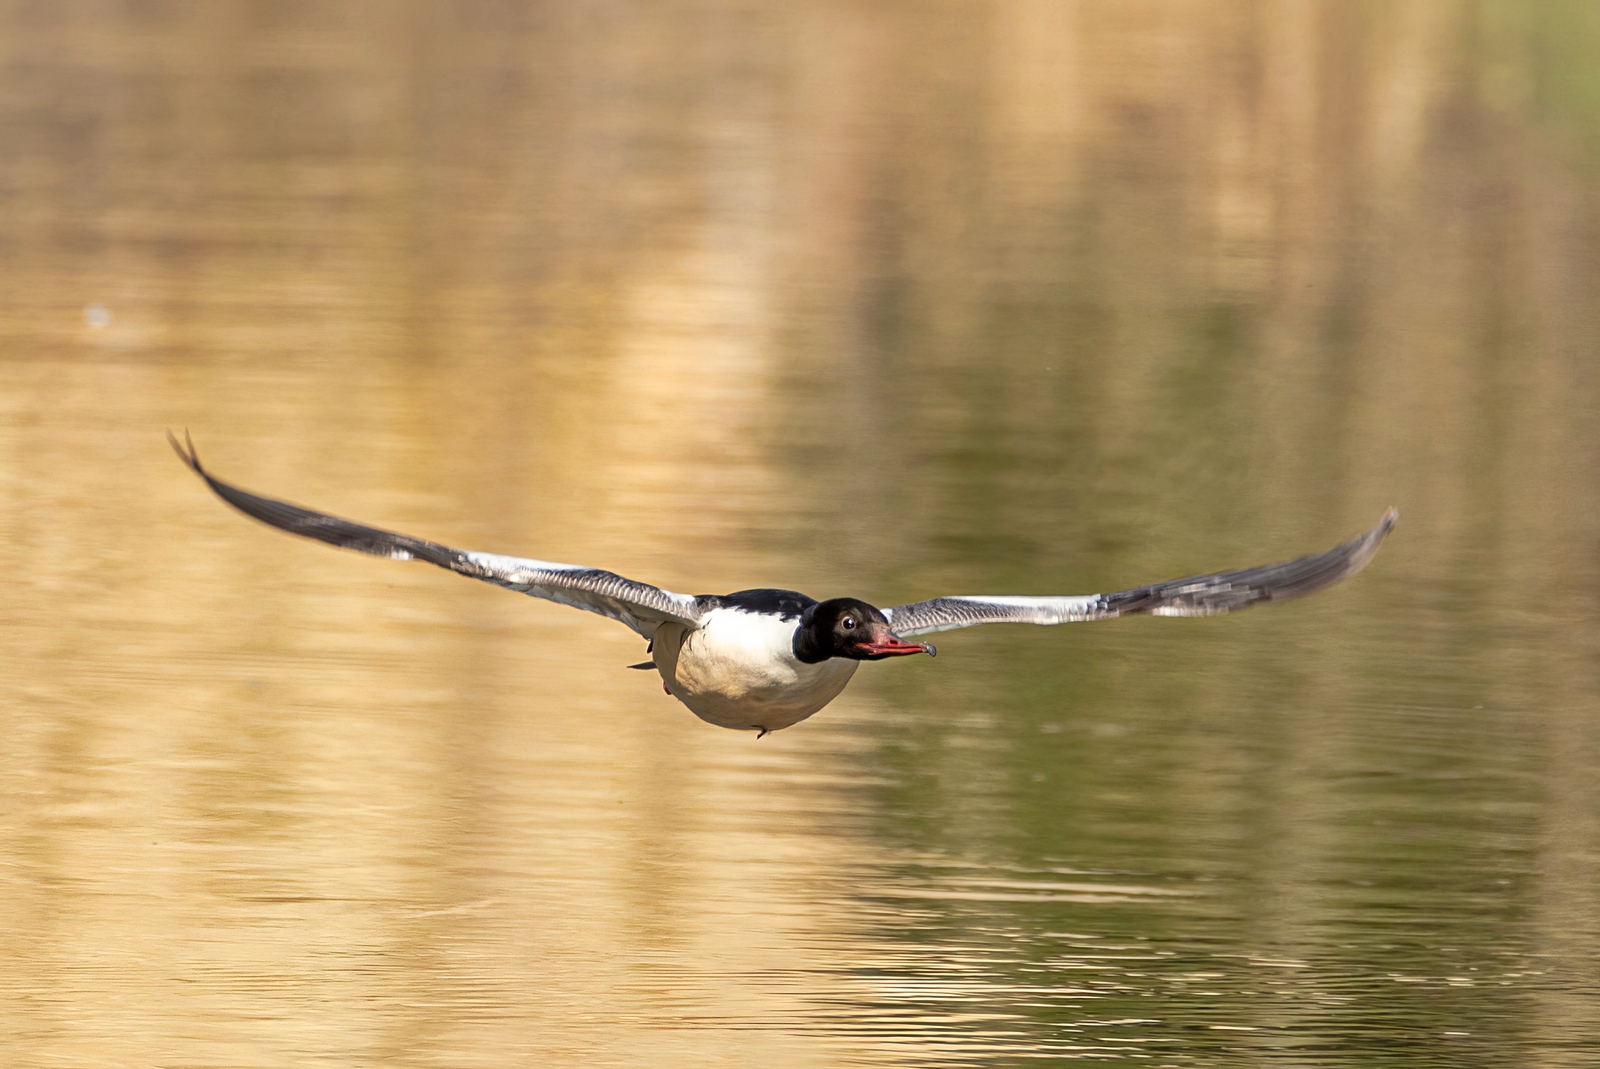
[792,620,831,664]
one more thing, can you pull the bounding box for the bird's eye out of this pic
[842,617,857,630]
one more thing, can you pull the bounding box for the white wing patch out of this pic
[947,595,1102,611]
[464,551,591,578]
[884,595,1108,636]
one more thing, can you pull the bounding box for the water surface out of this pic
[3,4,1600,1066]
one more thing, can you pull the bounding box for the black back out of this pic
[698,588,818,620]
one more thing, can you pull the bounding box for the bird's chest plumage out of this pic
[652,610,857,732]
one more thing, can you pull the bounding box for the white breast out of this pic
[652,609,858,732]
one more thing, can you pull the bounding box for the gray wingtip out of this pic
[1356,506,1399,567]
[1298,507,1398,589]
[167,427,201,473]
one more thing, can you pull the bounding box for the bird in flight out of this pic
[171,432,1396,736]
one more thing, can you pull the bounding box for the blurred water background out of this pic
[3,3,1600,1066]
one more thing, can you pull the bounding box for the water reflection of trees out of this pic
[3,0,1598,1060]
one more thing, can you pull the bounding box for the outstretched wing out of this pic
[169,431,702,639]
[883,509,1397,637]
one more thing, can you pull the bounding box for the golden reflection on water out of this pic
[4,3,1600,1066]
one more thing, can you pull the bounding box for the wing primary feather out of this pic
[884,509,1397,637]
[168,431,702,637]
[1102,507,1397,617]
[168,429,460,567]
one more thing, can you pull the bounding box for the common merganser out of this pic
[170,433,1396,735]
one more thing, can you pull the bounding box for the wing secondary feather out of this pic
[884,509,1397,637]
[169,431,701,638]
